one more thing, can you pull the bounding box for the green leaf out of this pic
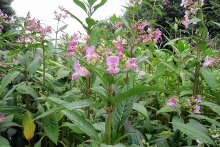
[188,119,208,134]
[44,115,59,144]
[86,18,96,30]
[133,103,148,118]
[155,7,162,17]
[22,111,36,141]
[65,10,86,29]
[156,106,172,115]
[62,110,99,141]
[89,29,99,47]
[28,56,43,74]
[189,113,220,127]
[62,99,95,110]
[172,122,215,145]
[121,16,130,29]
[0,136,10,147]
[34,139,42,147]
[62,122,85,134]
[200,68,216,90]
[91,86,108,99]
[0,70,20,93]
[211,21,220,27]
[200,102,220,116]
[93,0,107,13]
[116,86,174,104]
[57,24,68,32]
[112,98,133,142]
[35,106,64,120]
[73,0,87,13]
[16,85,38,98]
[88,0,96,6]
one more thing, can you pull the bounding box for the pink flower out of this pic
[197,95,202,103]
[72,60,90,80]
[0,27,2,33]
[124,58,138,71]
[183,10,189,28]
[0,114,5,121]
[166,97,178,107]
[131,23,137,30]
[137,0,142,4]
[194,105,201,114]
[202,56,215,68]
[106,56,120,74]
[153,28,162,42]
[85,46,100,62]
[127,122,131,129]
[180,0,188,7]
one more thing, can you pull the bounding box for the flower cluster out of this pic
[202,56,215,68]
[186,95,202,114]
[64,33,81,57]
[129,0,142,5]
[180,0,204,28]
[131,20,162,44]
[112,36,124,58]
[72,60,91,80]
[54,6,69,21]
[0,11,13,24]
[17,14,52,42]
[166,96,178,107]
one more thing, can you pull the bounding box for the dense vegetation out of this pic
[0,0,220,146]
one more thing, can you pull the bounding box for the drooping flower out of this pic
[202,56,215,68]
[0,114,5,121]
[124,58,138,71]
[106,56,120,74]
[197,95,202,103]
[194,105,201,114]
[85,46,100,62]
[72,60,90,80]
[166,97,178,107]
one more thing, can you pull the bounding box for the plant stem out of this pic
[193,44,201,97]
[54,20,60,61]
[42,41,46,93]
[106,108,112,145]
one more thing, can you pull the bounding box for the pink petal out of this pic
[72,73,79,80]
[74,60,80,71]
[106,56,119,67]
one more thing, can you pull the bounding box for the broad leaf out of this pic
[116,86,174,104]
[189,113,220,127]
[16,85,38,98]
[34,106,64,120]
[133,103,148,118]
[23,111,36,141]
[172,122,215,145]
[0,136,10,147]
[0,70,20,93]
[62,110,99,141]
[28,56,43,74]
[62,122,85,134]
[73,0,87,13]
[44,115,59,144]
[62,99,95,110]
[200,68,216,90]
[112,98,133,142]
[89,29,99,47]
[86,18,96,30]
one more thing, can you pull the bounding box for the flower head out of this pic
[0,114,5,121]
[106,56,120,74]
[166,97,178,107]
[124,58,138,71]
[194,105,201,114]
[85,46,100,62]
[72,60,90,80]
[202,56,215,68]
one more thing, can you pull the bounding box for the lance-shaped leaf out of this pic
[28,56,43,74]
[44,115,59,144]
[0,70,20,93]
[86,17,97,30]
[116,86,174,105]
[73,0,87,13]
[62,110,99,141]
[112,98,133,142]
[65,10,87,30]
[200,68,216,90]
[16,85,38,98]
[93,0,107,14]
[23,111,36,141]
[172,121,215,145]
